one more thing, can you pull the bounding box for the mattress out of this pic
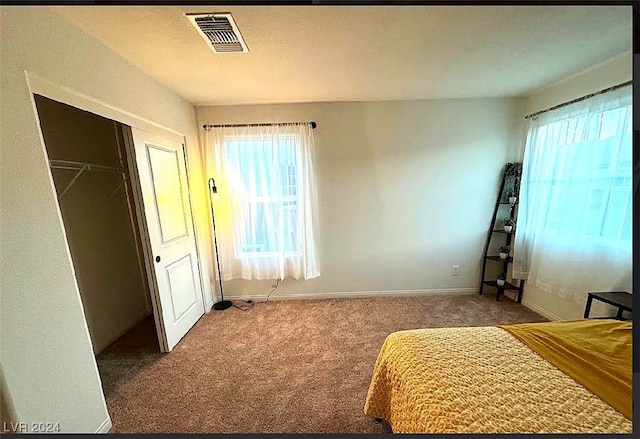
[363,324,632,433]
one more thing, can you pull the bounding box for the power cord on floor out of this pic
[232,278,281,311]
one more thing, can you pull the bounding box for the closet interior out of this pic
[33,95,160,373]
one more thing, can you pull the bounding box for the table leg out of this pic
[616,307,624,319]
[584,295,593,318]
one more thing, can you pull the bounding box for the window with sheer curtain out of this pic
[512,85,632,303]
[204,123,320,281]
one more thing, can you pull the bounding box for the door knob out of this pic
[155,256,161,263]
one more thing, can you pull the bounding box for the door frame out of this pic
[26,72,208,353]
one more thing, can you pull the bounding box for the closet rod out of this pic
[50,159,128,200]
[49,159,127,174]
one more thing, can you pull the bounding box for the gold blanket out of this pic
[364,326,632,433]
[499,319,632,420]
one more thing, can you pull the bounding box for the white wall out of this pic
[0,7,210,433]
[196,98,525,300]
[525,52,632,115]
[519,52,632,321]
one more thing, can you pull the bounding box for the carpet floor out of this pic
[97,294,546,433]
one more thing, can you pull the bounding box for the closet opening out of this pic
[33,94,163,404]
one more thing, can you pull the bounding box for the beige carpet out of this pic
[97,294,546,433]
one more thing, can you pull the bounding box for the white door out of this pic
[129,127,205,351]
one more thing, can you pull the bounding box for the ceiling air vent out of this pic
[187,13,249,53]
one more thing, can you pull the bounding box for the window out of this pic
[512,85,632,304]
[205,123,320,281]
[533,108,632,244]
[224,136,300,256]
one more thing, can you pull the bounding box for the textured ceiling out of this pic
[52,6,632,106]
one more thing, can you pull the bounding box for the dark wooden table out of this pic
[584,291,632,320]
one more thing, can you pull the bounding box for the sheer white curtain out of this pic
[513,85,632,303]
[203,123,320,281]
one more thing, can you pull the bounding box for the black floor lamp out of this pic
[208,177,232,311]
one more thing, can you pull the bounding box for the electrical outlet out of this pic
[451,265,460,276]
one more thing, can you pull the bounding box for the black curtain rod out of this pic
[203,121,317,130]
[524,80,632,120]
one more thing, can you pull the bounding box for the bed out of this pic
[364,319,632,433]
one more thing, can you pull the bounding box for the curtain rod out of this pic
[524,80,632,120]
[203,121,317,130]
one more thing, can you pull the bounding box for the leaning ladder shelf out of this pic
[479,163,525,302]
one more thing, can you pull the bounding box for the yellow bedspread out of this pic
[499,319,632,420]
[364,325,632,433]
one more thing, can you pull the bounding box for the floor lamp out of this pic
[208,177,232,311]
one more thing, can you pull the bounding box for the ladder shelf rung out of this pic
[486,255,513,262]
[483,280,520,290]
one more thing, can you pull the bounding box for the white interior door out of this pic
[128,127,205,351]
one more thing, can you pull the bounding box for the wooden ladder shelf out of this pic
[479,163,525,302]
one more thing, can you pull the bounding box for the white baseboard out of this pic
[225,288,478,302]
[95,417,112,433]
[521,299,562,321]
[205,300,214,313]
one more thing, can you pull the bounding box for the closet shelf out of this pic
[49,159,127,174]
[49,159,128,200]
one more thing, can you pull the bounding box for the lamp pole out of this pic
[209,177,232,311]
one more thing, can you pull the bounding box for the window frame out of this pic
[223,133,304,259]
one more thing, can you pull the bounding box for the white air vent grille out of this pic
[187,13,249,53]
